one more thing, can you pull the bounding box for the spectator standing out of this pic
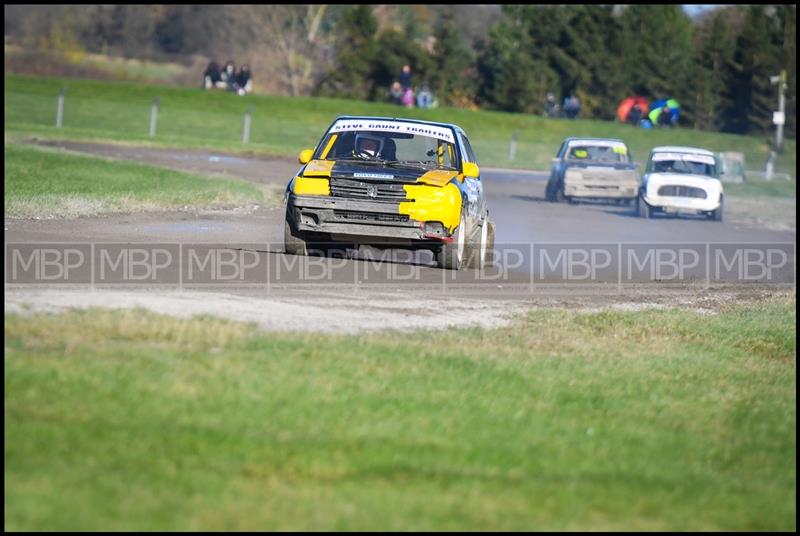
[564,93,581,119]
[544,91,559,118]
[399,64,412,91]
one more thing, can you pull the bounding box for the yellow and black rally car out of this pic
[284,116,495,270]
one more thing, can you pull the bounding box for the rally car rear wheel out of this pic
[482,219,496,269]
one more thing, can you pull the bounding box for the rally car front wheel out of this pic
[463,218,496,270]
[637,191,653,219]
[436,212,467,270]
[284,215,308,256]
[707,195,724,222]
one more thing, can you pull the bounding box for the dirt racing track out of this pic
[5,141,796,332]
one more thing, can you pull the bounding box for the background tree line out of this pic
[4,4,795,139]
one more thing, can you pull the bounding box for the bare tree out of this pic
[254,5,330,96]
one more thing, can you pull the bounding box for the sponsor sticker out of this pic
[652,152,715,165]
[331,119,455,144]
[353,172,395,179]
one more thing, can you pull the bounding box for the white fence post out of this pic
[508,131,519,161]
[243,104,253,144]
[149,97,159,138]
[55,88,66,128]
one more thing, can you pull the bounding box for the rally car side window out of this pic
[462,135,478,164]
[556,141,567,160]
[457,132,476,164]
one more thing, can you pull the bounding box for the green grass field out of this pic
[5,298,796,531]
[724,179,796,198]
[4,142,266,218]
[4,74,796,177]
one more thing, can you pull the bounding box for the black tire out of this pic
[709,195,724,222]
[554,183,566,203]
[546,179,565,203]
[637,191,652,219]
[436,211,467,270]
[545,180,556,202]
[284,214,308,256]
[483,219,496,269]
[463,217,494,270]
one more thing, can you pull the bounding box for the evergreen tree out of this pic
[314,5,378,100]
[778,4,796,139]
[430,9,475,107]
[725,5,784,134]
[476,10,543,113]
[559,5,624,120]
[519,5,565,108]
[687,11,736,131]
[619,6,694,107]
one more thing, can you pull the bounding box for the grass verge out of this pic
[724,179,796,198]
[724,179,796,231]
[4,297,796,530]
[4,74,796,177]
[4,142,266,218]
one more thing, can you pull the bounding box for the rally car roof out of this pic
[651,146,715,156]
[332,115,465,134]
[563,136,628,144]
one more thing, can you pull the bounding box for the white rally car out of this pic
[637,146,723,221]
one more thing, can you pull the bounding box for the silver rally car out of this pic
[545,137,640,204]
[637,146,724,221]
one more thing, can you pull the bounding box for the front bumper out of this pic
[643,192,721,213]
[287,194,446,242]
[564,180,639,199]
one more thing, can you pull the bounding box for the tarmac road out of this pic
[4,141,795,332]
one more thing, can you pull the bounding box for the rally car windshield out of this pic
[648,153,718,178]
[314,120,459,171]
[565,143,630,163]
